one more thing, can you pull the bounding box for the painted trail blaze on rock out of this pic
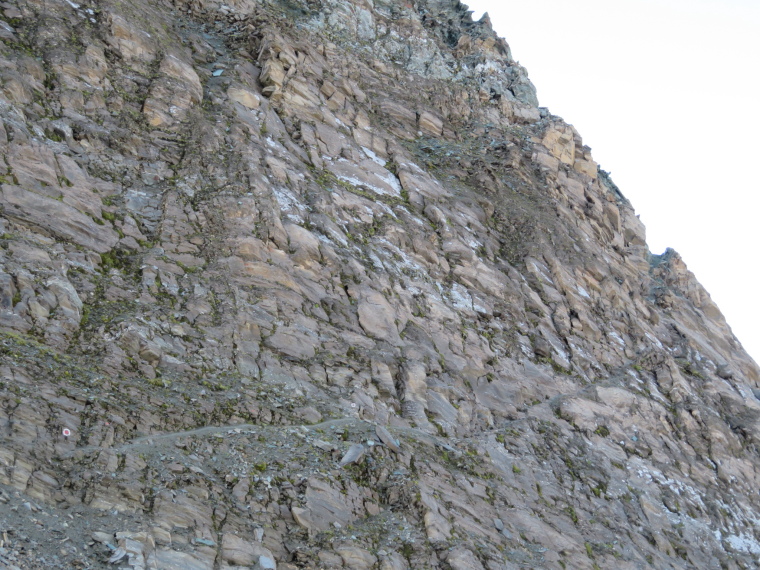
[0,0,758,569]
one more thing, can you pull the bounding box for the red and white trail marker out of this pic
[62,428,71,437]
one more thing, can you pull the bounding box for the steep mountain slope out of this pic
[1,0,759,568]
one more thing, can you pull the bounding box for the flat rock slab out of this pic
[1,184,118,253]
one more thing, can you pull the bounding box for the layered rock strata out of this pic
[0,0,759,568]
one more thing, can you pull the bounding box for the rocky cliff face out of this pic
[0,0,759,568]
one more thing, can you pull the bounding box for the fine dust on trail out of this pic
[59,417,463,459]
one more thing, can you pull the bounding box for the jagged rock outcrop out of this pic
[0,0,759,568]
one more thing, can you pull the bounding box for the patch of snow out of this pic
[398,159,425,175]
[331,159,403,197]
[567,339,594,361]
[633,465,708,510]
[449,283,473,311]
[374,238,425,273]
[526,259,555,286]
[724,532,760,555]
[608,331,626,347]
[645,333,664,349]
[376,170,402,195]
[361,146,386,166]
[271,186,303,218]
[548,342,570,364]
[373,201,396,218]
[331,162,401,197]
[65,0,80,8]
[316,229,347,248]
[265,137,282,150]
[368,252,384,270]
[474,60,502,74]
[577,286,590,299]
[337,173,378,193]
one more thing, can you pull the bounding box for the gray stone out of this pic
[339,443,365,467]
[1,185,118,253]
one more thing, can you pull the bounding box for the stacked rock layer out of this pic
[0,0,758,568]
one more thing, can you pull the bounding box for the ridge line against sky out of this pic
[464,0,760,363]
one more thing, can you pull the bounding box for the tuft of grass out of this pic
[594,425,610,437]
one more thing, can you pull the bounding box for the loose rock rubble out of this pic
[0,0,759,568]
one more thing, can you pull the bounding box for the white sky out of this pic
[465,0,760,364]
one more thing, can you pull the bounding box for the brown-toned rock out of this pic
[229,87,261,109]
[292,478,363,532]
[222,534,276,567]
[357,289,401,343]
[418,111,443,136]
[0,1,757,570]
[108,13,156,66]
[143,55,203,126]
[542,123,576,166]
[336,546,377,569]
[1,184,118,253]
[446,547,485,570]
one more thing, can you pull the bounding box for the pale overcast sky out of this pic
[465,0,760,364]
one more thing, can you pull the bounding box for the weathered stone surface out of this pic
[292,478,364,532]
[339,443,365,467]
[336,546,377,569]
[108,13,156,66]
[0,0,757,569]
[7,142,60,193]
[264,325,317,359]
[357,289,401,343]
[418,111,443,136]
[380,553,410,570]
[222,534,276,567]
[326,157,402,197]
[446,547,486,570]
[143,54,203,126]
[153,550,213,570]
[542,122,576,165]
[1,184,119,253]
[228,87,261,109]
[375,425,400,453]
